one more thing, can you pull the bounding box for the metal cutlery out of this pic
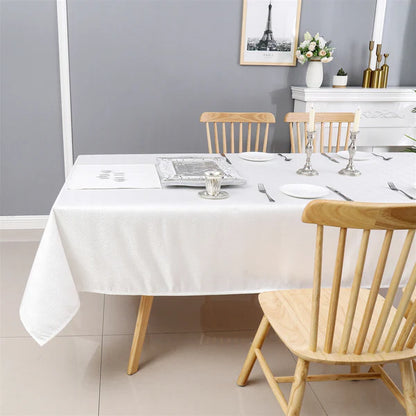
[326,186,353,201]
[321,153,340,163]
[277,153,292,161]
[387,182,415,200]
[372,152,393,161]
[220,153,232,164]
[258,183,275,202]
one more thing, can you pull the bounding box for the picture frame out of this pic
[240,0,302,66]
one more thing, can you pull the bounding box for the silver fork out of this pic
[387,182,415,200]
[372,152,393,161]
[258,183,275,202]
[277,153,292,161]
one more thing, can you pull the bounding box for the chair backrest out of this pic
[285,112,355,153]
[302,200,416,357]
[200,112,276,153]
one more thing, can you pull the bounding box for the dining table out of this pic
[20,152,416,374]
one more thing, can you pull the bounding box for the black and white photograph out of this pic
[240,0,302,65]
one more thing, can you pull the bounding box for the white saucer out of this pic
[280,184,329,199]
[239,152,276,162]
[198,190,229,200]
[337,151,373,161]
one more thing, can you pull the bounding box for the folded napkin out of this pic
[67,164,161,189]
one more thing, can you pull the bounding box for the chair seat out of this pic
[259,288,416,365]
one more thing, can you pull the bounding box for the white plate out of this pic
[239,152,276,162]
[280,184,329,199]
[337,151,373,161]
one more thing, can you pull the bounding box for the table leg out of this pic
[127,295,154,375]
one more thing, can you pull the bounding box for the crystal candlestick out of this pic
[297,131,318,176]
[339,131,361,176]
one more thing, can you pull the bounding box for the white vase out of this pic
[306,60,323,88]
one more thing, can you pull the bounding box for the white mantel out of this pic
[291,87,416,149]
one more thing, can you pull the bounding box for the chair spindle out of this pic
[230,122,235,153]
[310,225,324,351]
[369,230,415,353]
[385,262,416,352]
[339,230,370,354]
[354,230,393,354]
[325,227,347,353]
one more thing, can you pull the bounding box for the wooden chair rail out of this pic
[200,112,275,154]
[284,112,355,153]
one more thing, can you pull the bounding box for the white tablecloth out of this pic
[20,153,416,345]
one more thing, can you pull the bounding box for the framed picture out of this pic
[240,0,302,66]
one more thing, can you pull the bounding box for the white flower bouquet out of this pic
[296,32,334,64]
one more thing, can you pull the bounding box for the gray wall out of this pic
[383,0,416,86]
[68,0,379,158]
[1,0,415,216]
[0,0,64,215]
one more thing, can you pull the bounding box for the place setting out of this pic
[66,163,162,190]
[278,183,353,201]
[238,151,278,162]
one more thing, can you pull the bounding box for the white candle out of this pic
[353,108,361,132]
[308,107,315,132]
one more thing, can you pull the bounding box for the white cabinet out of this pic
[291,87,416,149]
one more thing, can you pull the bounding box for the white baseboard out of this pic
[0,216,48,242]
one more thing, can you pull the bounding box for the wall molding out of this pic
[0,216,47,242]
[291,87,416,103]
[0,215,48,230]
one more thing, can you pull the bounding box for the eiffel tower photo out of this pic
[256,1,278,51]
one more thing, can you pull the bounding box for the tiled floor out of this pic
[0,241,407,415]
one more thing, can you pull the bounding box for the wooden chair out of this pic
[200,112,276,153]
[285,112,355,153]
[404,287,416,372]
[237,200,416,416]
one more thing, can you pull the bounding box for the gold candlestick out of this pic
[381,53,389,88]
[371,50,382,88]
[376,54,383,87]
[362,40,374,88]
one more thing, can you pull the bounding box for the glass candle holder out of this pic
[199,170,229,200]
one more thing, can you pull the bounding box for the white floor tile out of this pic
[2,241,412,416]
[0,242,104,338]
[0,336,101,415]
[99,331,326,416]
[103,294,263,335]
[307,362,405,415]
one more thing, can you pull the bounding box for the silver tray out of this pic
[156,157,246,187]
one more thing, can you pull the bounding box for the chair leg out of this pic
[237,315,270,386]
[287,358,309,416]
[127,295,154,375]
[350,365,360,373]
[400,360,416,416]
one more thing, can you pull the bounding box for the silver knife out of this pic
[220,153,232,164]
[326,186,353,201]
[321,153,340,163]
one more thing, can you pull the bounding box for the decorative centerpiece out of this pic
[297,107,318,176]
[296,32,334,88]
[362,41,389,88]
[339,109,362,176]
[333,68,348,88]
